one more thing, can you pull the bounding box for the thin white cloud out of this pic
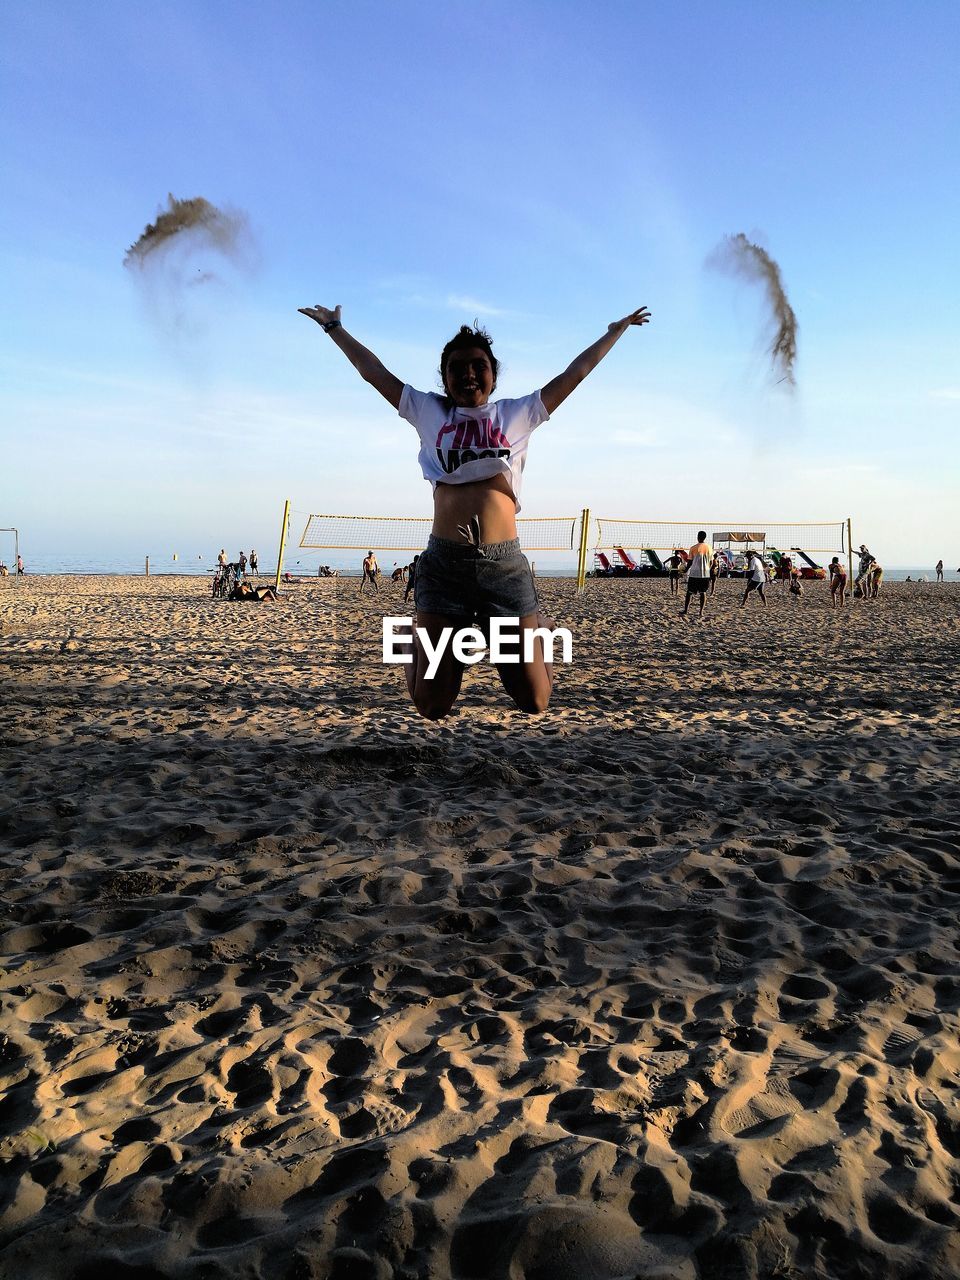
[445,294,508,318]
[373,278,512,319]
[929,388,960,401]
[611,427,664,447]
[797,462,879,480]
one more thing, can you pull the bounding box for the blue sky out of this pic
[2,1,958,566]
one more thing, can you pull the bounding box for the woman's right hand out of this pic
[298,302,341,327]
[608,307,651,334]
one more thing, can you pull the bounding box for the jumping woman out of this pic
[299,302,652,718]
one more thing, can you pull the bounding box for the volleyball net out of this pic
[592,519,848,554]
[299,514,581,552]
[290,509,852,589]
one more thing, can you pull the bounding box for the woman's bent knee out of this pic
[413,688,458,720]
[512,688,552,715]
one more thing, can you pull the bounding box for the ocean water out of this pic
[3,552,954,583]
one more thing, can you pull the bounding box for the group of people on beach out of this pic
[667,537,894,616]
[217,548,259,577]
[671,535,817,619]
[357,550,420,603]
[212,547,267,601]
[350,526,894,640]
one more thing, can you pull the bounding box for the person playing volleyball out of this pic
[740,548,768,608]
[359,550,380,594]
[680,532,712,619]
[299,302,651,717]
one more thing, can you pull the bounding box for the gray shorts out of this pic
[414,535,539,620]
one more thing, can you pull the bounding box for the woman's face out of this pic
[443,347,495,408]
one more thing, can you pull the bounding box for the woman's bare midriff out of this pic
[432,476,519,543]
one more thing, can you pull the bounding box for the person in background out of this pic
[829,556,847,608]
[776,554,793,588]
[250,549,259,576]
[709,550,721,596]
[404,554,421,604]
[360,550,380,594]
[853,544,874,598]
[740,549,767,608]
[936,559,944,582]
[680,532,712,620]
[664,549,685,596]
[16,554,24,576]
[238,551,248,576]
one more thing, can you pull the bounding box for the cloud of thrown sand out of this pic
[124,195,256,356]
[124,194,249,268]
[707,233,798,388]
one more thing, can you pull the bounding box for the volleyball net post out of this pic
[0,528,20,585]
[576,508,590,591]
[274,498,291,592]
[847,517,854,583]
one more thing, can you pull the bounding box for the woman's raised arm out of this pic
[540,307,651,415]
[299,304,404,410]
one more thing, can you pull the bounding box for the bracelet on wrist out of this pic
[322,319,341,333]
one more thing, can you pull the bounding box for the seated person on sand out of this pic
[789,571,803,599]
[230,581,278,602]
[299,300,652,717]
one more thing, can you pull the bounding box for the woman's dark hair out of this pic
[439,323,500,398]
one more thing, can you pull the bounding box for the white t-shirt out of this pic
[398,386,549,512]
[747,554,765,582]
[687,543,712,578]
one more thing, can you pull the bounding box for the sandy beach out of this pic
[1,572,958,1279]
